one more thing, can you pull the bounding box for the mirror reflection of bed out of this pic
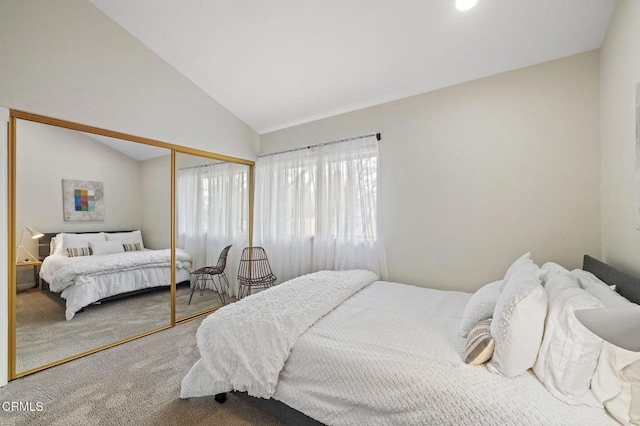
[13,119,220,374]
[174,152,249,320]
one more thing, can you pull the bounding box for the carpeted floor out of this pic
[1,316,282,425]
[16,285,235,374]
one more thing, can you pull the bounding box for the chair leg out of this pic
[221,272,230,294]
[188,275,198,305]
[201,276,209,296]
[215,275,225,304]
[238,284,245,300]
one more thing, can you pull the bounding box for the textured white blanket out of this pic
[44,249,192,292]
[181,275,612,425]
[273,281,611,425]
[181,269,378,399]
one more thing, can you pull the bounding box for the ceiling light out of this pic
[456,0,478,11]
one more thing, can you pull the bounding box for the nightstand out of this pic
[16,260,42,290]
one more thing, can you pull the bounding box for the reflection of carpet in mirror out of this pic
[175,282,238,320]
[16,285,233,374]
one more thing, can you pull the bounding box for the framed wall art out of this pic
[62,179,105,221]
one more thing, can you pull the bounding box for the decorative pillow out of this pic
[105,230,144,249]
[66,247,91,257]
[90,240,125,255]
[503,252,535,282]
[464,319,495,365]
[460,280,504,337]
[123,242,142,252]
[533,276,604,407]
[487,266,548,377]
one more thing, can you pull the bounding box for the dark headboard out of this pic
[38,233,58,260]
[583,255,640,305]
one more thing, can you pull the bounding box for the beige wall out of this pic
[261,51,602,292]
[141,155,172,249]
[600,0,640,275]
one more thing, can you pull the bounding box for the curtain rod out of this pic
[258,132,381,159]
[178,161,236,171]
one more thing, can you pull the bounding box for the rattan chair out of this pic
[237,247,276,299]
[189,245,232,305]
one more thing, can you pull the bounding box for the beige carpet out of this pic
[16,285,235,374]
[1,317,282,425]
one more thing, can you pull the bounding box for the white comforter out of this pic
[274,281,611,425]
[42,248,192,292]
[182,273,611,425]
[181,269,378,398]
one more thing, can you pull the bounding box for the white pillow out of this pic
[460,280,504,337]
[503,252,535,282]
[544,272,580,296]
[50,236,58,256]
[57,232,106,256]
[571,270,629,308]
[105,230,144,249]
[541,261,570,277]
[487,266,548,377]
[533,275,604,407]
[591,342,640,425]
[90,240,125,255]
[583,282,639,424]
[571,269,616,291]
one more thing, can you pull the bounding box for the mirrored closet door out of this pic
[9,110,255,379]
[12,115,172,376]
[174,152,250,320]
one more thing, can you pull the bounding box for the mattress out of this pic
[272,281,611,425]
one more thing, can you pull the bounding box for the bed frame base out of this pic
[41,280,190,317]
[214,392,324,425]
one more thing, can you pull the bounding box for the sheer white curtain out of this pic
[255,135,387,283]
[177,162,249,296]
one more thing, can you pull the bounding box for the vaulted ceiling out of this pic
[89,0,617,133]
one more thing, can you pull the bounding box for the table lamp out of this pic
[16,226,44,263]
[576,305,640,425]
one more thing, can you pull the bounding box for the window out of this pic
[255,134,386,281]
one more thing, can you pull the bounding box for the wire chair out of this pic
[189,245,232,305]
[237,247,277,299]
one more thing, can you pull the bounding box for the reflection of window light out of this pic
[194,169,248,234]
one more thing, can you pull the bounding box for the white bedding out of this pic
[274,281,611,425]
[182,272,612,425]
[41,249,192,320]
[181,270,378,398]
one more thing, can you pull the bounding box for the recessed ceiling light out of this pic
[456,0,478,11]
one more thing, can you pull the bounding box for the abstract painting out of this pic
[62,179,105,221]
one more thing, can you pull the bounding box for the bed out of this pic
[180,255,640,425]
[39,230,192,320]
